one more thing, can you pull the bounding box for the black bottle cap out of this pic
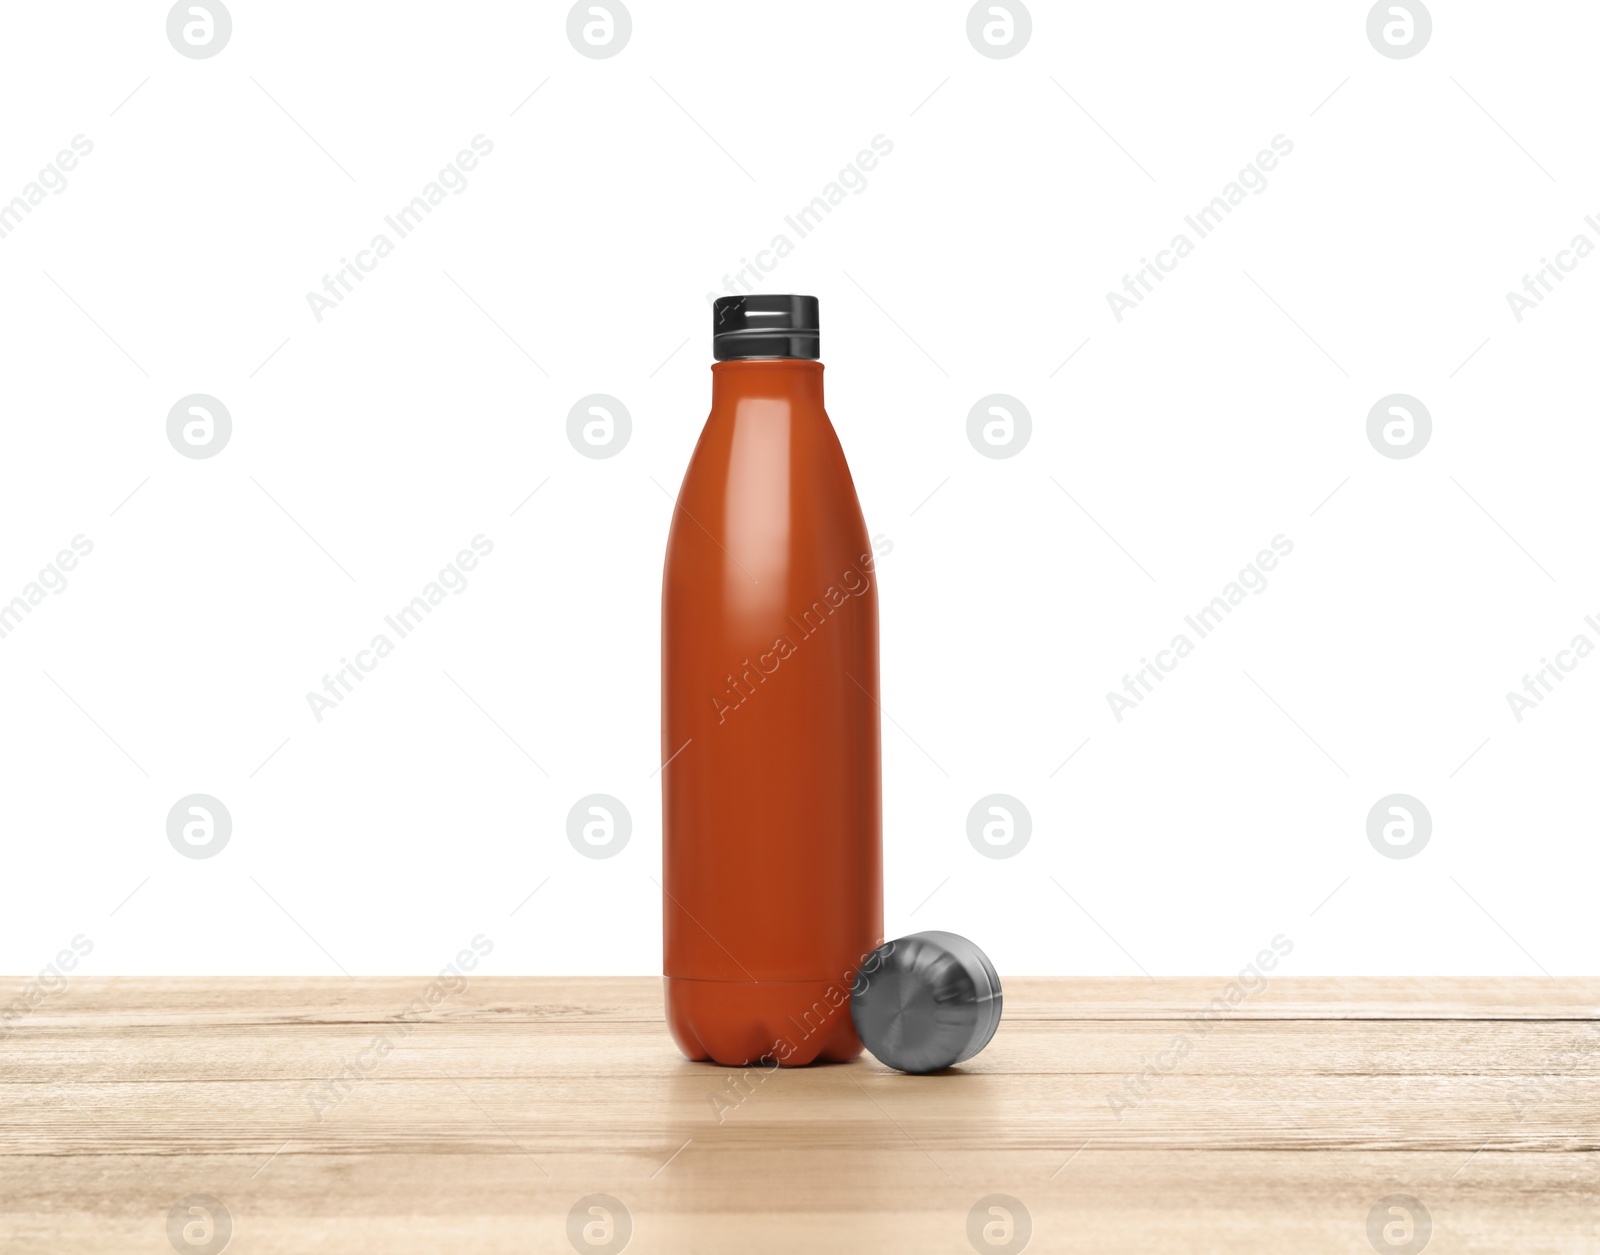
[713,295,820,361]
[850,931,1003,1074]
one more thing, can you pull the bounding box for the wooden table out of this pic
[3,977,1597,1253]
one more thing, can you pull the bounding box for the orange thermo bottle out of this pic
[661,295,883,1066]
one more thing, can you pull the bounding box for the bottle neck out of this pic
[710,358,825,409]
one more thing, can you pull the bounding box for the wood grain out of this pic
[2,977,1597,1253]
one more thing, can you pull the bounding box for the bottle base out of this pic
[664,976,864,1067]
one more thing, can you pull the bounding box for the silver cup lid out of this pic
[850,931,1003,1074]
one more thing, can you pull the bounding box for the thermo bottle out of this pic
[661,294,883,1066]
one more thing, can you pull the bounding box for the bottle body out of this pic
[661,359,883,1066]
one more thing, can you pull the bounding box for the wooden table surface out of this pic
[3,976,1597,1253]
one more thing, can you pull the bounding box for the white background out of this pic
[2,1,1596,980]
